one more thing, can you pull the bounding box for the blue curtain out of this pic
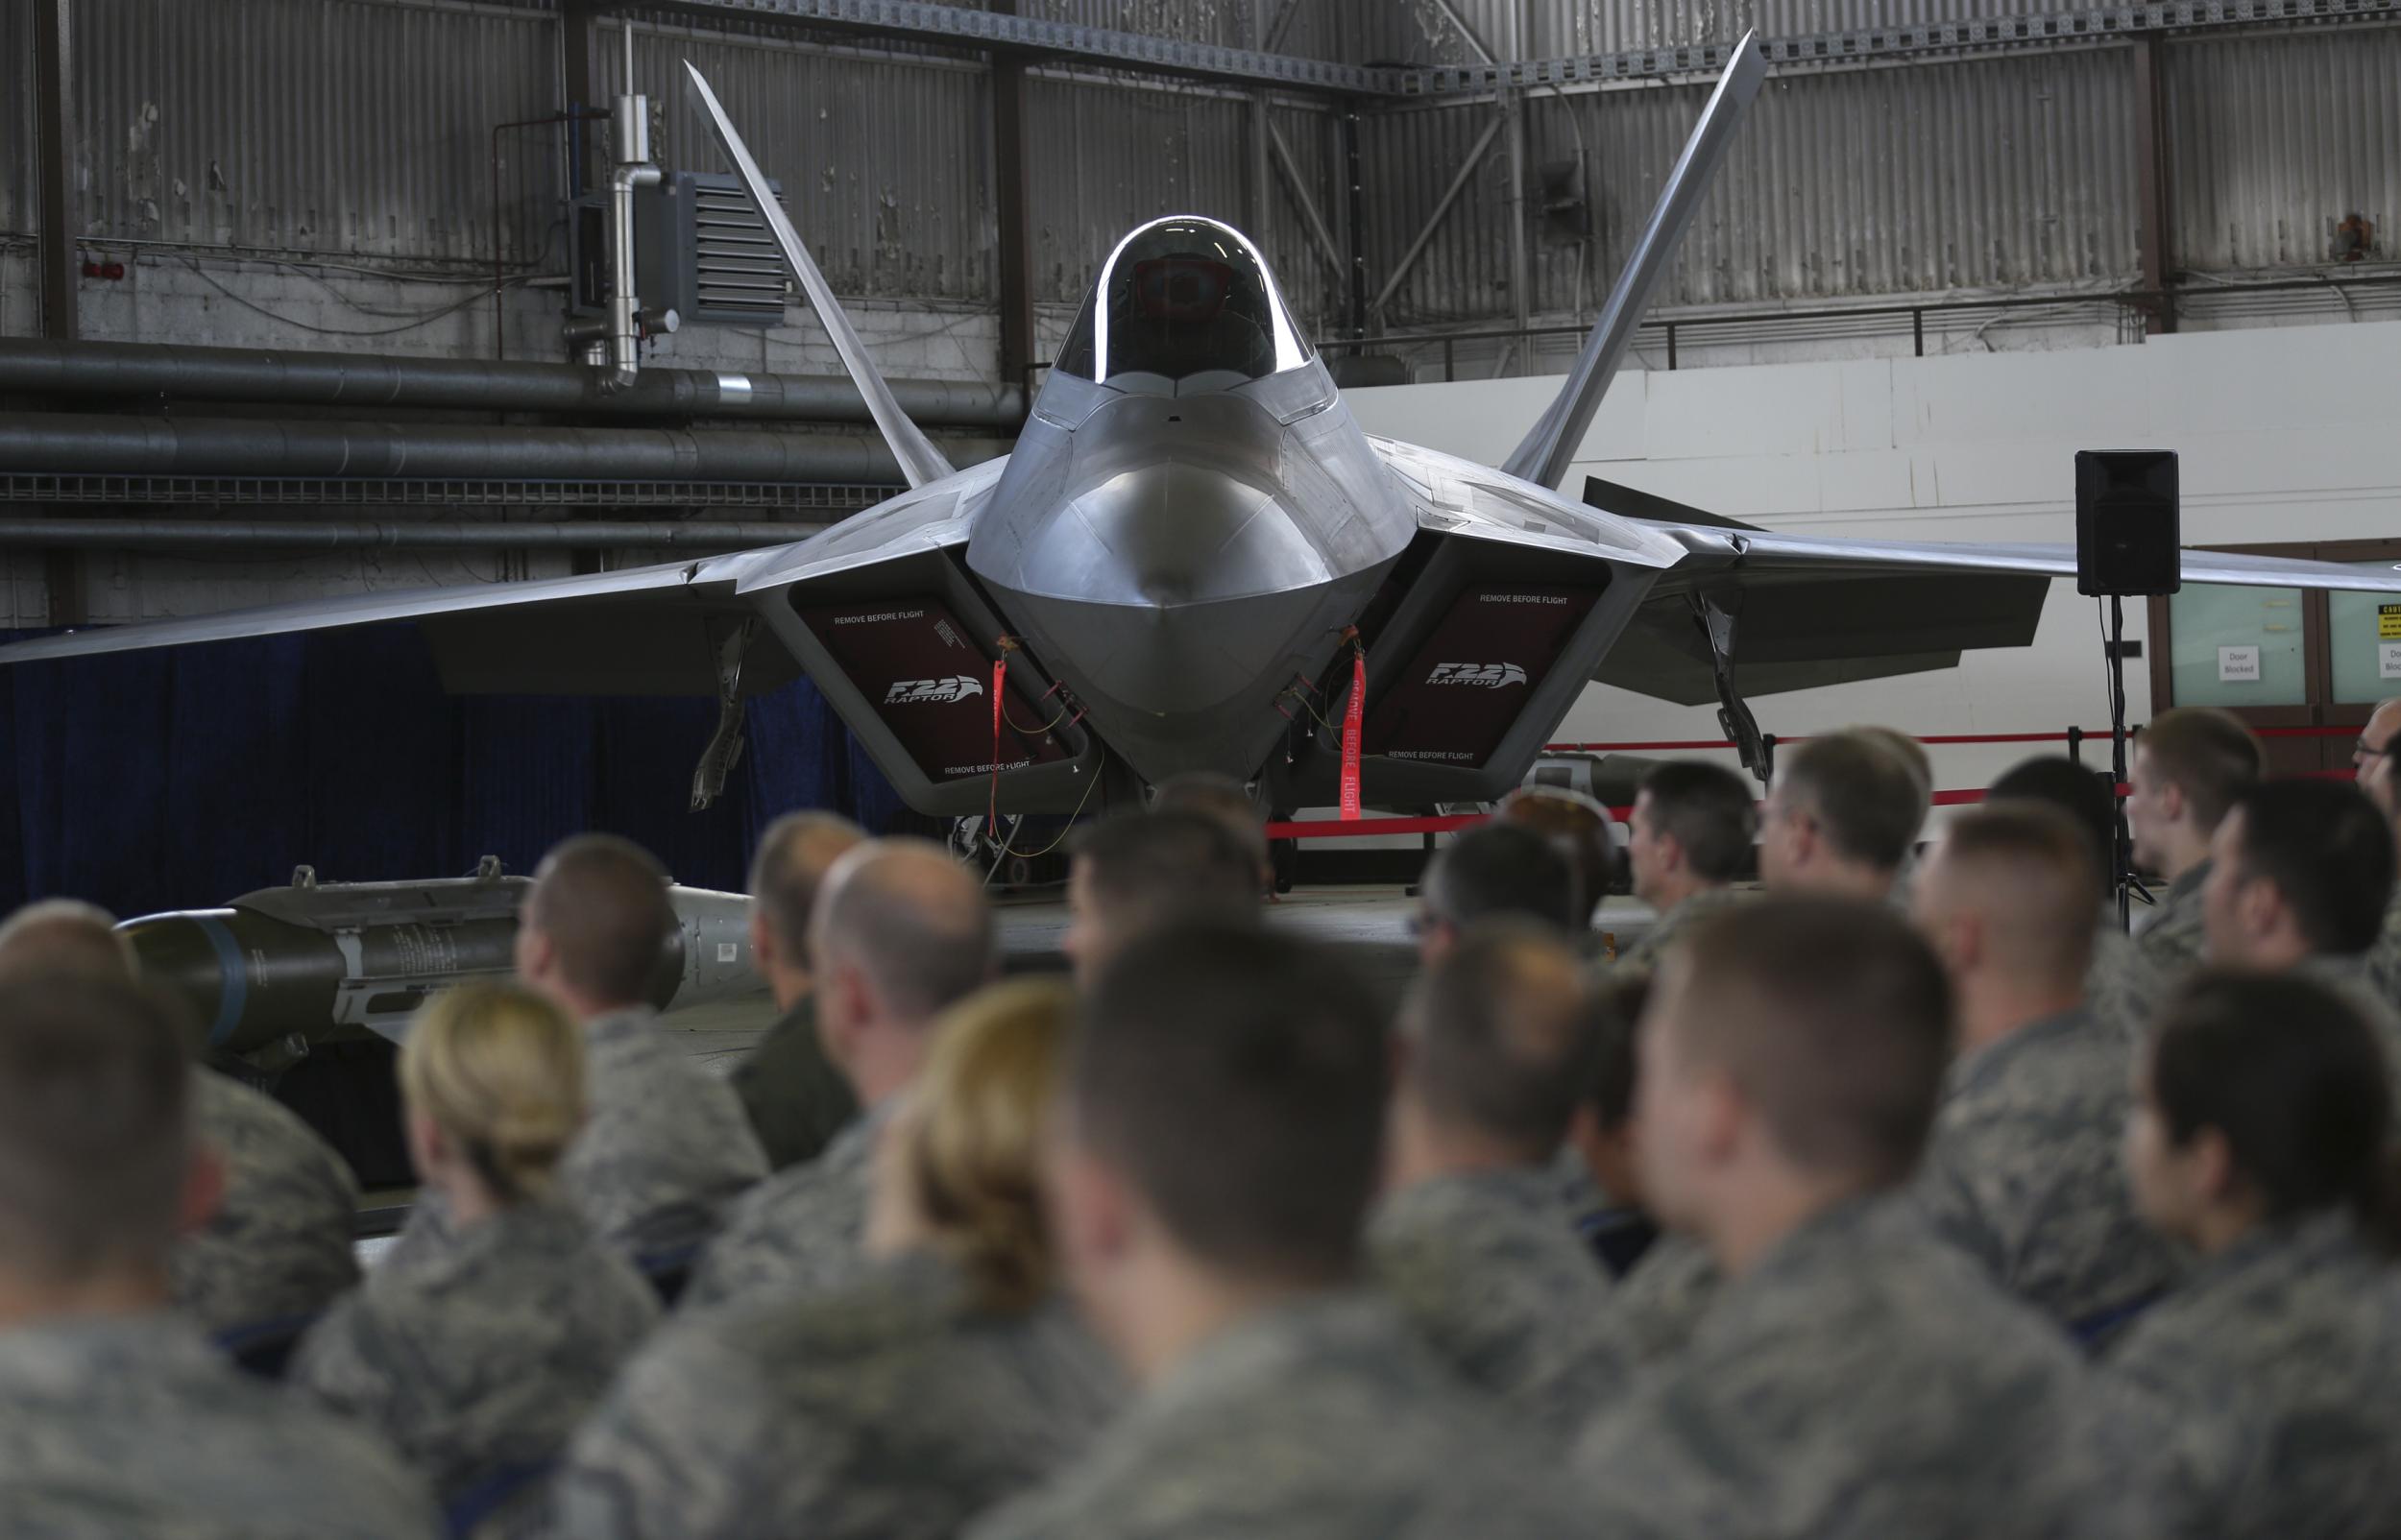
[1,624,917,916]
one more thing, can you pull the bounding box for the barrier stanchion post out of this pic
[2067,725,2083,766]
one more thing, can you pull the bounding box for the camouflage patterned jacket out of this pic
[173,1068,361,1335]
[1615,886,1746,974]
[2100,1211,2401,1540]
[681,1100,885,1311]
[291,1200,658,1511]
[2295,953,2401,1096]
[1913,1006,2181,1328]
[561,1006,769,1260]
[1609,1230,1721,1366]
[731,994,860,1173]
[0,1311,440,1539]
[966,1292,1591,1540]
[1367,1166,1629,1439]
[2133,860,2212,980]
[2087,925,2165,1045]
[552,1248,1122,1540]
[2364,887,2401,1017]
[1575,1194,2139,1540]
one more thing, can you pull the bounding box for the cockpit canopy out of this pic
[1055,217,1313,395]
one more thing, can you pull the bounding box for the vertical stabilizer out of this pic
[1499,35,1767,491]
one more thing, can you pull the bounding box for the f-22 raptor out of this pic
[9,38,2395,835]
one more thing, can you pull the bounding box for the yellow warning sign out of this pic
[2382,604,2401,640]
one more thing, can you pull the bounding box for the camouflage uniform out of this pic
[1576,1195,2136,1540]
[966,1292,1591,1540]
[1912,1007,2180,1329]
[2100,1211,2401,1540]
[681,1101,884,1311]
[1615,885,1746,974]
[554,1248,1122,1540]
[173,1068,361,1335]
[0,1311,441,1539]
[2134,860,2212,980]
[2363,887,2401,1015]
[1610,1230,1721,1365]
[2295,953,2401,1097]
[384,1006,768,1272]
[731,994,860,1173]
[2086,924,2165,1045]
[1367,1166,1629,1439]
[291,1200,658,1519]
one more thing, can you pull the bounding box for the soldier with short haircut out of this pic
[1562,972,1664,1278]
[556,979,1122,1540]
[1575,899,2130,1540]
[2124,707,2263,975]
[1153,771,1274,898]
[1061,808,1262,987]
[968,926,1589,1540]
[688,838,996,1310]
[1618,759,1756,971]
[2102,971,2401,1539]
[0,972,439,1539]
[1986,755,2165,1042]
[734,812,869,1171]
[1757,730,1928,902]
[1907,806,2180,1332]
[1494,786,1617,933]
[2201,780,2401,1077]
[292,983,658,1526]
[1368,923,1631,1439]
[2352,697,2401,1009]
[1413,821,1576,967]
[0,901,362,1337]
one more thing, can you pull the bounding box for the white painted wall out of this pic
[1347,319,2401,798]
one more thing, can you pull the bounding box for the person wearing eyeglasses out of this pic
[2354,698,2401,1012]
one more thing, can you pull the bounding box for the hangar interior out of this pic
[1,0,2396,917]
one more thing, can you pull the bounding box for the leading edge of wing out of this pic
[1645,524,2401,593]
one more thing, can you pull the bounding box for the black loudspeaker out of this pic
[2076,450,2181,597]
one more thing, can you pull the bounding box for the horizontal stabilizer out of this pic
[1582,474,1764,533]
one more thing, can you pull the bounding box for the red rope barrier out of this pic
[1546,724,2370,755]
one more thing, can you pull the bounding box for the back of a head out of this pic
[749,810,868,965]
[1670,898,1954,1188]
[1495,787,1617,926]
[2228,779,2396,956]
[1078,925,1387,1284]
[527,833,676,1008]
[0,900,137,985]
[1777,732,1929,873]
[1988,756,2120,897]
[814,838,996,1024]
[1849,726,1933,816]
[904,976,1077,1313]
[1153,772,1272,887]
[2149,971,2392,1237]
[0,973,193,1285]
[2142,708,2264,834]
[1928,804,2103,984]
[1636,760,1758,884]
[1070,808,1262,930]
[1423,821,1576,932]
[1583,970,1653,1134]
[1401,921,1600,1163]
[402,982,588,1206]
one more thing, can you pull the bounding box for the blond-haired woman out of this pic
[292,982,659,1532]
[554,976,1123,1540]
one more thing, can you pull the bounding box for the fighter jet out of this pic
[8,40,2396,832]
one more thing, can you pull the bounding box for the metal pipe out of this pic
[0,339,1025,426]
[605,90,661,390]
[0,518,832,551]
[0,412,929,483]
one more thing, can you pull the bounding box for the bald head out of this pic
[1914,804,2101,996]
[523,834,675,1010]
[811,839,995,1026]
[1399,921,1601,1164]
[749,811,868,968]
[0,900,137,985]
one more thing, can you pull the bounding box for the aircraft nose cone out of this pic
[1025,462,1333,609]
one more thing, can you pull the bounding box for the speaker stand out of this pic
[2106,594,2134,929]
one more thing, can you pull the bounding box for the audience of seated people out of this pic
[555,977,1122,1540]
[688,838,997,1311]
[18,710,2401,1539]
[288,981,659,1531]
[732,811,869,1172]
[1367,921,1630,1441]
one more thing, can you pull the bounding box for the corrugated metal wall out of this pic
[1,0,28,236]
[74,0,556,259]
[1365,46,2138,325]
[2168,27,2401,272]
[1343,0,2071,63]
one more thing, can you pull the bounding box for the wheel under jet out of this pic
[9,39,2400,826]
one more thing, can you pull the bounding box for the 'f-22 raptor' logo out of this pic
[885,675,985,706]
[1425,662,1528,690]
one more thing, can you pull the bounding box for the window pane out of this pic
[2168,585,2307,707]
[2329,562,2401,706]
